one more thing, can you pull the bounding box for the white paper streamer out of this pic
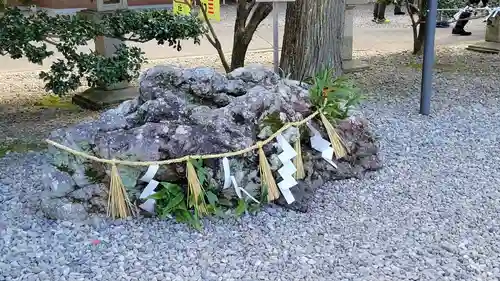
[139,197,156,213]
[138,165,160,213]
[306,122,338,169]
[139,179,159,199]
[139,165,159,182]
[222,157,231,190]
[222,157,260,204]
[231,176,259,204]
[276,134,298,204]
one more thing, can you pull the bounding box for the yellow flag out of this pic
[199,0,220,22]
[173,0,191,15]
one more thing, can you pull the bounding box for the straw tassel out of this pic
[186,159,208,216]
[257,142,280,202]
[107,161,134,219]
[319,112,348,159]
[293,130,306,180]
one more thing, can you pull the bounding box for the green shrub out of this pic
[0,7,207,95]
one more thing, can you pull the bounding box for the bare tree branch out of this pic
[124,36,149,43]
[182,0,230,72]
[405,0,418,42]
[244,2,272,45]
[43,38,58,46]
[246,0,256,13]
[235,0,251,32]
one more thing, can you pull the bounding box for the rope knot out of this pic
[256,141,264,149]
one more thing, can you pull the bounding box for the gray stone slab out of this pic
[72,86,138,110]
[343,59,370,73]
[466,41,500,54]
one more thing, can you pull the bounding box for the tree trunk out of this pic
[230,1,272,70]
[412,0,428,54]
[280,0,345,80]
[413,20,426,55]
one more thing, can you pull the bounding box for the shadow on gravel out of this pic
[0,94,100,147]
[349,48,500,106]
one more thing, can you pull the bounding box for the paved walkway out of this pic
[0,4,488,73]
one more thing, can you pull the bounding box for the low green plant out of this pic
[149,182,203,229]
[33,94,80,110]
[307,68,362,121]
[0,140,47,158]
[54,164,75,176]
[84,166,105,184]
[150,159,220,230]
[235,198,261,217]
[150,159,267,229]
[261,112,285,132]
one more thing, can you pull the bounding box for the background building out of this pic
[6,0,174,14]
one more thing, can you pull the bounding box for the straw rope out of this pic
[45,110,321,166]
[46,105,349,219]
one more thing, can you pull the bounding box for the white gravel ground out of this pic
[1,47,500,281]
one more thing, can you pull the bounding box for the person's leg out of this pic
[373,2,380,21]
[394,0,405,15]
[377,2,388,22]
[452,10,472,35]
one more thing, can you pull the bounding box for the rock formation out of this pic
[40,64,381,221]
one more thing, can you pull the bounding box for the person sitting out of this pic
[452,0,488,35]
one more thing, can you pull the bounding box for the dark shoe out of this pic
[394,11,406,15]
[372,18,378,22]
[452,28,472,36]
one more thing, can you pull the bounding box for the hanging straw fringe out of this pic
[186,160,208,216]
[107,161,135,219]
[319,112,348,159]
[257,142,280,202]
[293,130,306,180]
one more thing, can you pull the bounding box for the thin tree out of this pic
[194,0,273,72]
[407,0,427,54]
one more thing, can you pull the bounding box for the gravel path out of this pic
[1,47,500,281]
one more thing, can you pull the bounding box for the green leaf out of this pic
[174,209,193,223]
[246,202,261,214]
[164,193,185,213]
[213,207,226,218]
[262,112,285,132]
[162,182,183,195]
[261,184,268,203]
[148,193,167,200]
[205,191,218,206]
[217,198,233,207]
[190,159,207,185]
[235,199,247,217]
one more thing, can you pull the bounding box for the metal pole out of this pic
[273,1,279,73]
[420,0,438,115]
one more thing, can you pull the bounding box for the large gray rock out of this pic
[41,64,381,221]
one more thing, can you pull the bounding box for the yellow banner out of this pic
[199,0,220,22]
[173,0,191,15]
